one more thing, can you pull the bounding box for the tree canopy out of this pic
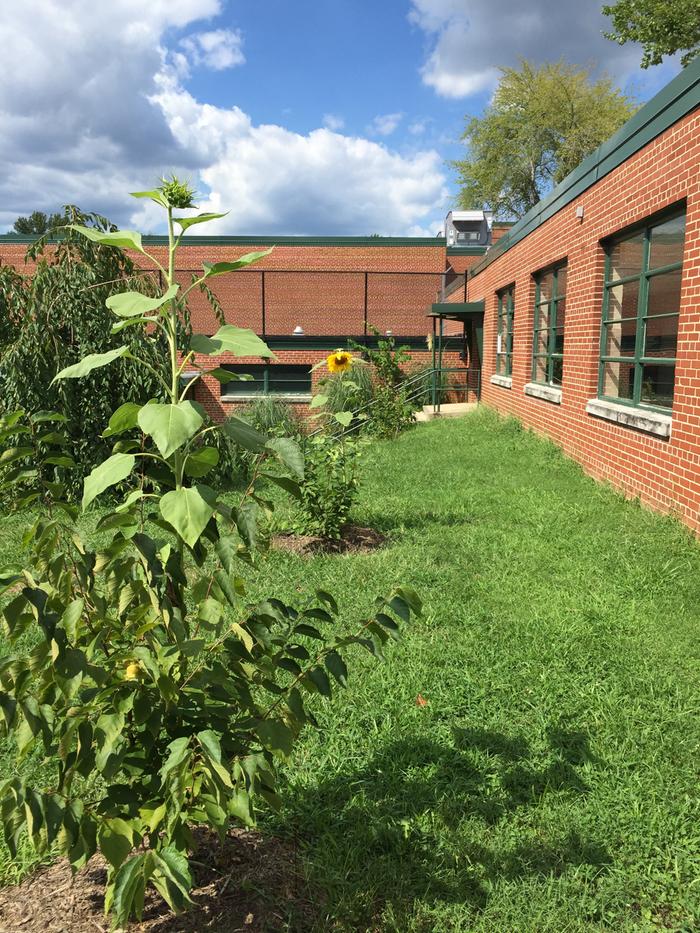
[603,0,700,68]
[454,60,636,220]
[12,210,64,235]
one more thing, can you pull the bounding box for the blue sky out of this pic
[0,1,682,236]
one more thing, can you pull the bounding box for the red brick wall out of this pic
[469,107,700,532]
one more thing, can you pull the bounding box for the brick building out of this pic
[465,60,700,532]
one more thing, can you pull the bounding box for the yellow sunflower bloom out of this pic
[326,350,353,374]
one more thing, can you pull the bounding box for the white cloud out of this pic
[408,119,430,135]
[322,113,345,131]
[367,113,404,137]
[179,28,244,71]
[408,0,654,99]
[0,2,448,237]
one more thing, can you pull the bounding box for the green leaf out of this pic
[325,651,348,687]
[173,212,228,230]
[102,402,142,438]
[106,284,179,318]
[137,402,203,459]
[159,485,217,548]
[309,667,332,697]
[130,189,169,208]
[184,446,219,478]
[255,719,294,758]
[190,325,275,359]
[221,415,268,452]
[95,711,125,771]
[111,851,151,925]
[68,224,146,254]
[266,437,304,478]
[98,817,134,870]
[201,248,272,279]
[214,534,238,574]
[151,847,194,914]
[51,346,131,383]
[206,368,253,384]
[334,411,353,427]
[82,453,135,509]
[393,585,422,616]
[310,394,328,409]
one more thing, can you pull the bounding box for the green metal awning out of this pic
[428,301,484,320]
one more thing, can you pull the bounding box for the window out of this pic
[456,230,480,243]
[599,210,685,412]
[220,363,311,399]
[496,286,515,376]
[532,264,567,386]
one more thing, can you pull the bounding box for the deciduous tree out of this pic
[603,0,700,68]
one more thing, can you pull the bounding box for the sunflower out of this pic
[326,350,353,374]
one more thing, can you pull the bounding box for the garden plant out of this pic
[0,179,420,927]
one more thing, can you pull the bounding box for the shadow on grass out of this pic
[281,724,610,928]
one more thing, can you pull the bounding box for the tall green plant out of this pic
[0,180,420,927]
[0,207,169,498]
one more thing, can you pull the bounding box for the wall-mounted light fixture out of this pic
[292,325,304,336]
[576,205,585,222]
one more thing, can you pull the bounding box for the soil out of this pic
[272,523,386,556]
[0,828,314,933]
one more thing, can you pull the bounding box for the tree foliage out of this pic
[0,207,169,498]
[603,0,700,68]
[12,211,64,236]
[0,180,420,927]
[454,60,636,219]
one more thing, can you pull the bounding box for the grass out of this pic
[2,408,700,930]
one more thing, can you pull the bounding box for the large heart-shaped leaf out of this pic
[173,212,228,231]
[82,453,135,509]
[137,402,203,459]
[183,446,219,478]
[221,415,267,452]
[159,485,217,547]
[68,224,145,254]
[201,248,272,279]
[52,346,131,383]
[106,284,179,318]
[190,325,274,359]
[102,402,141,438]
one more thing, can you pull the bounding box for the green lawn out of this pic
[3,408,700,930]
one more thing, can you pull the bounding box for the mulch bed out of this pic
[0,829,313,933]
[272,523,386,556]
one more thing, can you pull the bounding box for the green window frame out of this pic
[532,263,567,386]
[598,210,686,413]
[496,286,515,376]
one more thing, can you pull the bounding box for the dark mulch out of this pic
[272,523,386,556]
[0,829,314,933]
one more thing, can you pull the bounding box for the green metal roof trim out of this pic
[429,301,485,318]
[0,234,445,248]
[469,58,700,280]
[446,245,488,256]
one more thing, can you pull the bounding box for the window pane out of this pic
[646,269,682,318]
[535,328,549,354]
[602,361,635,401]
[555,297,565,330]
[533,357,547,383]
[640,364,674,408]
[644,314,678,358]
[551,357,563,386]
[609,232,644,280]
[555,266,567,297]
[538,272,554,304]
[270,366,311,394]
[649,213,685,270]
[604,317,637,357]
[605,279,639,321]
[553,329,565,354]
[535,301,550,331]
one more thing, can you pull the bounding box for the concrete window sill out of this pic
[222,394,312,404]
[524,382,562,405]
[490,374,512,389]
[585,398,672,439]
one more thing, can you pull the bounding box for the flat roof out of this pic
[0,233,446,248]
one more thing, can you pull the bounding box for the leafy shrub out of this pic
[0,207,169,500]
[322,364,374,417]
[293,431,361,537]
[0,181,421,928]
[238,396,302,439]
[365,383,415,439]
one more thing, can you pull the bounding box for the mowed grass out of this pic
[2,408,700,930]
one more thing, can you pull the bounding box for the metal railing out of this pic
[306,366,480,440]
